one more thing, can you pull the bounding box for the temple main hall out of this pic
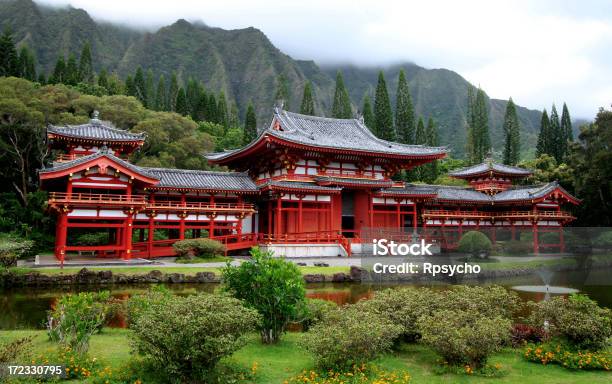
[40,108,579,260]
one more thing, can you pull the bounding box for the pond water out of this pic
[1,267,611,330]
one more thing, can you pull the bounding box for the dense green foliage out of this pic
[300,81,316,116]
[301,305,402,371]
[222,247,306,344]
[395,69,415,144]
[528,294,612,351]
[466,87,491,163]
[172,238,225,259]
[0,235,33,267]
[129,293,260,382]
[244,102,258,143]
[331,71,352,118]
[294,298,337,332]
[47,292,112,355]
[362,94,375,129]
[374,71,394,140]
[457,230,492,257]
[503,98,521,165]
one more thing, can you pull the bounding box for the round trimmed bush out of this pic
[294,298,337,331]
[173,238,225,259]
[457,231,492,257]
[130,293,260,382]
[417,309,511,368]
[301,305,402,371]
[443,285,522,319]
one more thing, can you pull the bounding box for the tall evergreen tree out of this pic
[468,87,490,163]
[186,78,200,118]
[229,104,240,128]
[50,56,66,84]
[206,93,218,123]
[98,68,108,90]
[412,117,427,180]
[37,72,46,85]
[331,71,352,118]
[0,28,19,77]
[168,72,179,112]
[217,91,229,129]
[133,67,146,105]
[300,81,315,115]
[244,103,257,144]
[560,102,573,159]
[78,42,94,84]
[195,88,208,121]
[17,46,36,81]
[125,75,136,97]
[155,74,166,111]
[536,109,550,158]
[144,69,155,109]
[175,87,188,115]
[374,71,395,140]
[362,95,375,131]
[395,69,415,144]
[549,104,563,163]
[502,97,520,165]
[466,86,476,160]
[65,53,79,85]
[275,74,291,109]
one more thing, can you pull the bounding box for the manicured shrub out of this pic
[503,240,533,255]
[0,237,34,267]
[355,287,445,342]
[301,305,402,371]
[417,309,511,368]
[524,342,612,370]
[47,291,112,355]
[510,323,546,347]
[294,298,337,331]
[457,231,492,257]
[443,285,522,319]
[130,293,260,382]
[528,294,612,350]
[126,285,173,325]
[222,247,305,344]
[173,237,225,259]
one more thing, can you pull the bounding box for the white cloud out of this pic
[36,0,612,118]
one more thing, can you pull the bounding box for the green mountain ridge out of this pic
[0,0,544,157]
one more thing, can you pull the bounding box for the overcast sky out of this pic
[39,0,612,119]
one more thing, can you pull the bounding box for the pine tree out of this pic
[0,28,19,77]
[168,72,179,112]
[395,69,415,144]
[300,81,315,115]
[37,72,46,85]
[244,103,257,144]
[549,104,562,163]
[195,89,208,121]
[206,93,218,123]
[502,98,520,165]
[65,54,79,85]
[186,78,200,118]
[133,67,146,105]
[175,87,188,115]
[466,86,476,161]
[217,91,229,129]
[229,104,240,128]
[144,69,155,109]
[17,46,36,81]
[424,117,439,182]
[412,117,427,180]
[125,75,136,97]
[155,75,166,111]
[50,56,66,84]
[560,102,573,159]
[374,71,395,140]
[362,95,375,131]
[275,74,291,109]
[331,71,352,118]
[536,109,550,158]
[78,42,94,84]
[468,87,490,163]
[98,68,108,90]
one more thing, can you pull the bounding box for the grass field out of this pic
[1,329,609,383]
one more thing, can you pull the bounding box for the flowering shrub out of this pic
[510,323,546,347]
[524,342,611,370]
[301,306,402,371]
[126,285,172,326]
[417,309,511,368]
[353,287,444,342]
[130,293,260,382]
[283,364,410,384]
[528,294,612,350]
[28,346,100,380]
[47,291,112,355]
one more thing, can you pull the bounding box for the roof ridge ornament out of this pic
[91,110,101,125]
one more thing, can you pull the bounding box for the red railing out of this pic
[259,230,352,256]
[54,153,88,162]
[147,201,256,212]
[49,192,146,204]
[423,209,573,220]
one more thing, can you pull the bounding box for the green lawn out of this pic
[1,329,609,383]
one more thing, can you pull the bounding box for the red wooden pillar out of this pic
[267,200,272,236]
[55,210,68,264]
[124,212,134,260]
[412,203,417,233]
[298,197,303,233]
[532,221,539,254]
[147,214,154,257]
[276,195,282,237]
[369,194,374,227]
[396,200,401,229]
[209,194,215,238]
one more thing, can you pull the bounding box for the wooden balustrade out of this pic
[49,192,146,204]
[423,209,573,220]
[147,201,255,212]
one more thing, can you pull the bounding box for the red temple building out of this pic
[40,108,579,261]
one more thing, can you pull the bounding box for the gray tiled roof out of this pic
[40,149,155,179]
[258,180,343,192]
[449,161,531,177]
[48,117,145,142]
[206,108,448,161]
[142,168,257,191]
[315,176,394,187]
[493,181,567,202]
[379,184,438,196]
